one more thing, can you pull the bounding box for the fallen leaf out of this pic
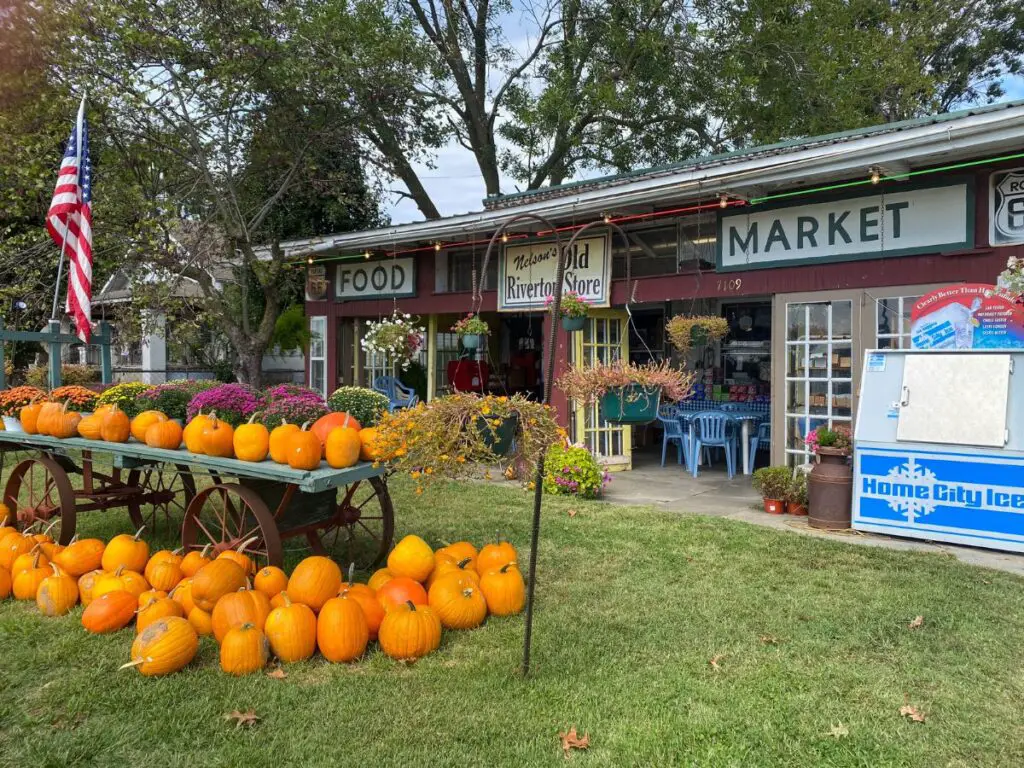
[224,710,260,728]
[908,615,924,630]
[558,726,590,757]
[709,654,727,672]
[899,705,926,723]
[567,509,578,518]
[266,667,287,680]
[759,634,780,645]
[827,723,849,739]
[982,579,992,585]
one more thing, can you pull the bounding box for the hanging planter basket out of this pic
[599,385,662,425]
[461,334,481,350]
[475,413,519,456]
[561,316,586,332]
[666,315,731,353]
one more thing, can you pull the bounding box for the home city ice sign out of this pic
[499,236,610,311]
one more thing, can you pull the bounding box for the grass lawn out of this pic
[2,476,1024,766]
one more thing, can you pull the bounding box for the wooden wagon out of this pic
[0,431,394,569]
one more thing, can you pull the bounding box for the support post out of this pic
[0,317,6,389]
[47,319,62,390]
[426,314,437,402]
[97,321,112,385]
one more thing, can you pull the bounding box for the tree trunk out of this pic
[235,347,264,389]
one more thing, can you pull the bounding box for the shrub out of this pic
[327,386,390,428]
[25,364,99,388]
[752,467,791,500]
[265,384,326,405]
[543,444,609,499]
[95,381,152,417]
[0,386,46,416]
[256,395,328,429]
[787,473,809,506]
[185,383,263,427]
[50,385,98,412]
[137,380,218,421]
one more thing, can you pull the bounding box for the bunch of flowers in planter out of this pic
[257,394,328,428]
[666,314,731,352]
[186,383,263,427]
[327,386,390,427]
[451,313,490,338]
[0,386,46,417]
[361,311,425,370]
[95,382,152,417]
[805,424,852,455]
[265,384,325,404]
[136,380,218,422]
[543,443,610,499]
[49,385,98,412]
[752,466,792,514]
[557,360,694,404]
[545,291,591,319]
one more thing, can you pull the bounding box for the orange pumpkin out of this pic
[367,567,394,592]
[428,572,487,630]
[137,588,169,609]
[339,583,384,640]
[144,548,183,583]
[13,551,51,599]
[183,412,215,454]
[317,596,368,662]
[254,566,288,598]
[170,578,196,614]
[35,401,63,436]
[188,606,214,636]
[234,414,270,462]
[426,554,479,590]
[147,560,183,592]
[377,576,428,612]
[311,412,362,448]
[77,414,103,440]
[93,565,149,600]
[479,562,526,616]
[220,623,270,675]
[136,596,185,633]
[191,558,248,612]
[286,556,341,612]
[388,535,435,582]
[477,541,517,574]
[285,423,322,471]
[101,526,150,573]
[269,591,289,609]
[325,426,362,469]
[77,569,105,606]
[0,533,34,571]
[81,590,137,633]
[211,588,271,643]
[35,563,80,615]
[126,616,198,676]
[55,537,105,576]
[0,566,11,599]
[179,544,213,577]
[358,427,381,461]
[200,414,235,458]
[49,403,82,439]
[377,600,442,660]
[216,538,258,577]
[99,405,131,442]
[131,410,168,442]
[12,544,49,575]
[436,541,478,572]
[268,422,300,464]
[264,594,317,662]
[145,419,183,450]
[19,401,45,434]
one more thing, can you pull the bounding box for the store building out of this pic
[294,101,1024,469]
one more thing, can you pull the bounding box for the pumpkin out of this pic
[147,560,183,592]
[234,414,270,462]
[268,422,300,464]
[55,538,105,576]
[270,592,289,609]
[36,401,63,436]
[264,594,317,662]
[179,544,213,577]
[285,423,322,471]
[358,427,381,461]
[377,576,428,612]
[254,566,288,598]
[437,541,478,571]
[286,555,341,612]
[211,588,271,643]
[367,567,395,592]
[428,572,487,630]
[77,414,103,440]
[136,596,185,633]
[12,544,49,575]
[30,520,58,544]
[82,590,137,633]
[378,600,442,660]
[183,412,214,454]
[12,551,50,599]
[387,535,435,582]
[191,558,247,612]
[170,578,196,614]
[325,426,362,469]
[35,563,79,616]
[317,597,368,662]
[137,588,169,609]
[50,403,82,439]
[0,534,35,571]
[479,562,526,616]
[311,412,362,448]
[145,419,183,450]
[426,555,479,590]
[131,410,168,442]
[216,538,258,577]
[93,565,149,600]
[0,566,11,599]
[200,414,234,458]
[188,606,214,636]
[39,541,64,560]
[477,542,517,574]
[144,548,183,582]
[339,584,384,640]
[77,569,105,606]
[0,523,20,546]
[19,401,44,434]
[125,616,198,676]
[220,623,270,675]
[101,526,150,573]
[99,405,131,442]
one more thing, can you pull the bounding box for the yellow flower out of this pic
[497,396,508,402]
[482,406,491,415]
[456,456,466,463]
[411,471,421,479]
[484,470,492,480]
[439,454,449,461]
[415,486,423,495]
[425,467,433,475]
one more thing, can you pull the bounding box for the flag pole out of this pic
[50,94,86,322]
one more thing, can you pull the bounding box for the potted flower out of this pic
[136,380,218,423]
[49,385,99,416]
[360,311,426,371]
[0,386,46,430]
[95,381,153,418]
[185,383,264,428]
[752,466,791,514]
[556,360,694,425]
[451,313,490,350]
[546,291,591,332]
[543,443,611,498]
[786,472,809,516]
[805,425,853,530]
[666,315,731,352]
[327,386,391,428]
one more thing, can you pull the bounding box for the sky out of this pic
[382,75,1024,226]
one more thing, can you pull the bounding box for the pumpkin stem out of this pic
[31,550,41,568]
[462,588,474,598]
[49,562,61,576]
[300,420,310,431]
[200,543,212,558]
[281,593,292,606]
[347,563,355,584]
[457,557,472,569]
[172,547,183,556]
[236,535,259,553]
[114,564,125,577]
[247,412,259,425]
[240,622,256,631]
[133,525,146,541]
[42,519,60,537]
[69,534,79,545]
[405,600,416,611]
[118,659,146,671]
[23,520,40,534]
[500,562,516,574]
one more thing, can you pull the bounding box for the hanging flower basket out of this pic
[361,311,426,371]
[475,413,519,456]
[561,316,587,332]
[557,360,694,424]
[599,384,662,425]
[666,315,731,352]
[461,333,482,350]
[546,291,591,333]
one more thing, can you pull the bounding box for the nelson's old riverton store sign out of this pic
[716,180,974,271]
[499,236,611,311]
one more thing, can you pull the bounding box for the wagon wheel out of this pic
[314,477,395,571]
[126,464,196,536]
[2,454,76,544]
[181,483,283,568]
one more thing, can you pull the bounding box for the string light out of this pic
[501,233,509,243]
[364,250,372,260]
[719,194,729,208]
[434,241,441,252]
[307,256,314,265]
[602,213,611,223]
[869,167,881,185]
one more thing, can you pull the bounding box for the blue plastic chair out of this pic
[691,411,738,479]
[373,376,419,412]
[749,420,771,460]
[657,405,688,468]
[719,402,746,412]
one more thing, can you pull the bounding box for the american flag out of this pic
[46,97,93,343]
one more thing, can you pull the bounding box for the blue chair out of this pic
[750,420,771,461]
[691,411,738,479]
[719,402,745,412]
[373,376,419,412]
[657,405,688,468]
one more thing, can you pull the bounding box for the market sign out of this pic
[717,182,973,271]
[989,168,1024,246]
[499,236,610,311]
[335,257,416,300]
[910,284,1024,349]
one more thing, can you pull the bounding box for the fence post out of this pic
[0,317,6,389]
[47,320,62,390]
[97,321,112,385]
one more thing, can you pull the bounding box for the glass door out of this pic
[571,312,631,469]
[784,301,853,466]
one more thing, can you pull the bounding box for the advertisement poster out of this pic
[910,284,1024,349]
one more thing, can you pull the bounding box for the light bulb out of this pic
[602,213,611,223]
[307,257,314,265]
[364,250,371,259]
[719,195,728,209]
[434,242,441,252]
[501,233,509,243]
[870,168,881,185]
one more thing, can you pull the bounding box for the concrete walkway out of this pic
[604,452,1024,577]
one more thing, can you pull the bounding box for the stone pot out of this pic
[808,447,852,529]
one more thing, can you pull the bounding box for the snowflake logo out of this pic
[885,460,938,521]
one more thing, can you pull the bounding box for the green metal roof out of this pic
[488,100,1024,207]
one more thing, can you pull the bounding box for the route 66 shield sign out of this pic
[991,169,1024,246]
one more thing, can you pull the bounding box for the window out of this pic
[444,250,496,293]
[876,295,921,349]
[309,316,326,398]
[612,226,678,278]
